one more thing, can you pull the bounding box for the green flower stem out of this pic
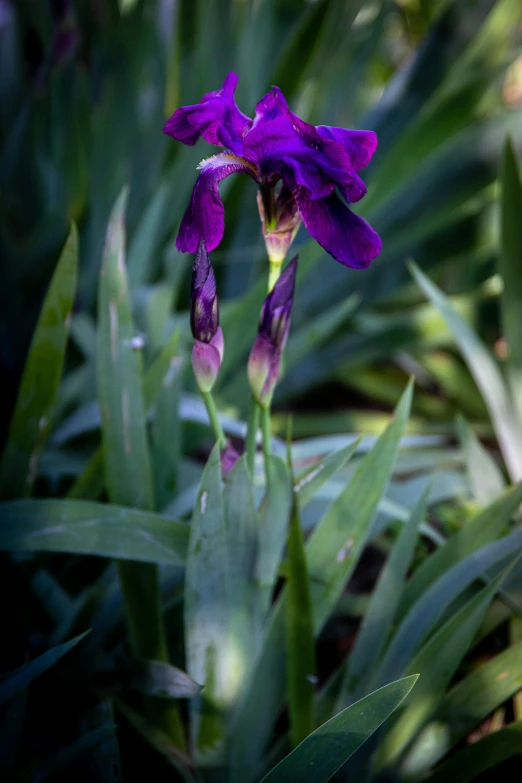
[246,399,260,475]
[260,403,273,486]
[201,390,227,449]
[268,259,283,291]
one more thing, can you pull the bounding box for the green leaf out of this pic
[255,455,292,619]
[286,485,315,748]
[229,381,413,779]
[294,440,360,510]
[336,487,428,710]
[500,137,522,429]
[398,480,522,619]
[67,328,182,502]
[184,445,228,764]
[377,527,522,689]
[151,354,184,510]
[97,187,153,511]
[131,660,202,699]
[376,564,514,768]
[0,225,78,498]
[0,499,189,565]
[456,414,506,504]
[260,676,418,783]
[0,632,88,705]
[223,456,263,686]
[410,260,522,482]
[424,720,522,783]
[404,638,522,774]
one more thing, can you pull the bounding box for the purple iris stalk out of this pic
[190,239,224,393]
[164,72,381,270]
[248,256,298,407]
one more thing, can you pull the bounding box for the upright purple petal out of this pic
[176,153,259,253]
[295,188,381,269]
[163,72,252,155]
[316,127,377,171]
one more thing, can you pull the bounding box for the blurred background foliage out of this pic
[3,0,522,780]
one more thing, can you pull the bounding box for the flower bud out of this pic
[257,186,301,266]
[220,441,240,478]
[192,327,224,393]
[190,239,223,392]
[248,256,297,407]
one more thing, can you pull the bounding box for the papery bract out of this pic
[164,73,381,268]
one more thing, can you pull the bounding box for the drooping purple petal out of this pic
[176,153,259,253]
[163,72,252,155]
[295,188,382,269]
[316,127,377,171]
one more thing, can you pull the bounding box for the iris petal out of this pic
[176,153,259,253]
[163,72,251,155]
[295,188,382,269]
[316,127,377,171]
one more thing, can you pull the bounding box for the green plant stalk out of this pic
[246,399,260,475]
[201,390,227,449]
[268,259,283,291]
[260,403,274,486]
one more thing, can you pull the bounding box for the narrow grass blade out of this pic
[229,381,413,780]
[0,226,78,498]
[500,137,522,428]
[260,676,418,783]
[0,632,88,705]
[255,455,292,618]
[424,719,522,783]
[377,528,522,689]
[404,638,522,774]
[151,354,183,510]
[456,414,506,504]
[376,565,514,768]
[96,187,153,511]
[410,260,522,481]
[398,480,522,619]
[336,487,428,710]
[67,328,182,502]
[286,486,315,748]
[0,499,189,565]
[294,440,360,510]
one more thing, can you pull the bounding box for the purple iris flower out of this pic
[164,72,381,269]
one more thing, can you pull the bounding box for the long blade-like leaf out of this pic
[0,632,88,705]
[410,260,522,481]
[0,226,78,498]
[261,676,418,783]
[0,499,188,565]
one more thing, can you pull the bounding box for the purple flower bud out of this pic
[190,240,223,392]
[257,186,301,265]
[190,239,219,343]
[220,441,240,478]
[192,327,224,393]
[248,256,297,406]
